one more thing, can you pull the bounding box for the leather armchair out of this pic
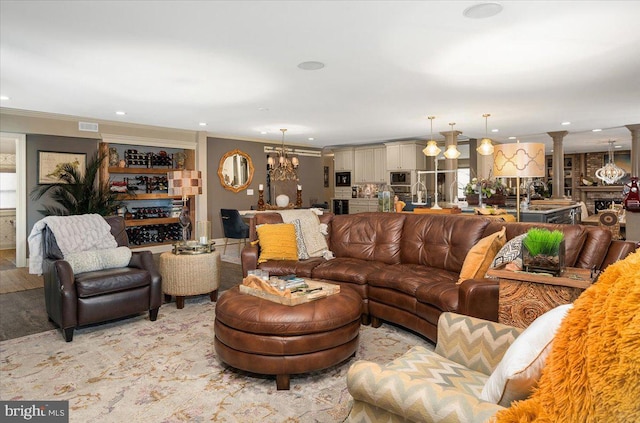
[42,216,162,341]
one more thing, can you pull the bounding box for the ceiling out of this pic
[1,1,639,155]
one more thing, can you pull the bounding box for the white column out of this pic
[625,124,640,178]
[547,131,568,199]
[440,129,462,202]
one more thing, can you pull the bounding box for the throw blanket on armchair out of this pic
[496,250,640,422]
[28,214,118,274]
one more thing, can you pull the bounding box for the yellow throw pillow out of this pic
[256,223,298,264]
[458,227,506,284]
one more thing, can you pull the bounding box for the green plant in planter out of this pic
[522,228,566,275]
[522,228,564,256]
[31,152,131,216]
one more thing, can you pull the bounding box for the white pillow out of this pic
[64,247,132,274]
[480,304,573,406]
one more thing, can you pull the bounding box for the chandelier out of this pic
[267,128,299,182]
[595,140,625,185]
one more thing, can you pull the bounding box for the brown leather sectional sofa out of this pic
[241,212,636,343]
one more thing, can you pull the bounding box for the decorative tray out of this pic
[239,279,340,306]
[172,240,216,255]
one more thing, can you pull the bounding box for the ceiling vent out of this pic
[78,121,99,132]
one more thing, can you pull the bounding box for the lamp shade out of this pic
[422,140,441,157]
[167,170,202,197]
[493,143,545,178]
[477,138,495,155]
[443,145,461,159]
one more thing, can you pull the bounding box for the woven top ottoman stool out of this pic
[214,284,362,390]
[159,250,220,309]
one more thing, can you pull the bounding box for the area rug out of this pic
[0,296,432,422]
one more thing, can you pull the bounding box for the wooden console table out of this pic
[486,267,593,329]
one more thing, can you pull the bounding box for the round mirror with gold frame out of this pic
[218,149,254,193]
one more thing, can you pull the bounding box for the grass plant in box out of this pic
[522,228,565,275]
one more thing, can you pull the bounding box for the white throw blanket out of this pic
[28,214,118,274]
[277,210,331,258]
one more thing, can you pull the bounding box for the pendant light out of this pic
[422,116,441,156]
[477,113,495,155]
[443,122,461,159]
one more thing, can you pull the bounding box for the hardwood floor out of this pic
[0,249,43,294]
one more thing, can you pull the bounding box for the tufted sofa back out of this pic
[253,211,632,273]
[482,221,618,269]
[330,213,405,265]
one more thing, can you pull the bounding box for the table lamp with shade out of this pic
[492,142,545,222]
[168,170,202,241]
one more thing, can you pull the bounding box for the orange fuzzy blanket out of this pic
[496,250,640,422]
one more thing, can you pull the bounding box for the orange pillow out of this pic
[458,227,506,284]
[256,223,298,264]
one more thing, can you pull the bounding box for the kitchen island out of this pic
[457,204,582,224]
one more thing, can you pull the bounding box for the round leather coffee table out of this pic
[214,284,362,390]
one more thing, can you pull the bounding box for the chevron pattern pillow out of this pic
[435,312,522,375]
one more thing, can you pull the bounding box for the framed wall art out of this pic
[38,151,86,184]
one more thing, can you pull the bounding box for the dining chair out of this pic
[220,209,250,254]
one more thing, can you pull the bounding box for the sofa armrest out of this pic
[346,360,503,423]
[129,250,162,309]
[601,240,637,269]
[458,277,499,322]
[43,258,78,329]
[435,312,522,375]
[241,243,259,277]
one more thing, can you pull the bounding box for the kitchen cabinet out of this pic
[385,141,427,170]
[349,198,378,214]
[373,147,387,182]
[355,146,387,183]
[334,148,354,171]
[99,142,196,247]
[546,154,575,198]
[520,205,581,224]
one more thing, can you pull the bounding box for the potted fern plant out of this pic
[31,152,130,216]
[522,228,565,275]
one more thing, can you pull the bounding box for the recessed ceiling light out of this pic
[297,61,325,71]
[0,95,9,101]
[199,122,207,127]
[592,128,602,132]
[260,131,267,135]
[561,121,571,126]
[115,111,126,116]
[463,2,503,19]
[614,145,622,148]
[491,129,499,133]
[508,136,516,140]
[308,137,315,141]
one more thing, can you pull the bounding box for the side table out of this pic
[486,267,593,329]
[159,250,221,309]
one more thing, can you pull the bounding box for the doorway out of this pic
[0,132,26,268]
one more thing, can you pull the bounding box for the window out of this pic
[457,168,470,199]
[0,172,17,209]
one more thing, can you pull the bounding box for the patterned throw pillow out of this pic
[291,219,310,260]
[491,233,527,268]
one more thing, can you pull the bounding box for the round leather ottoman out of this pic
[214,285,362,390]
